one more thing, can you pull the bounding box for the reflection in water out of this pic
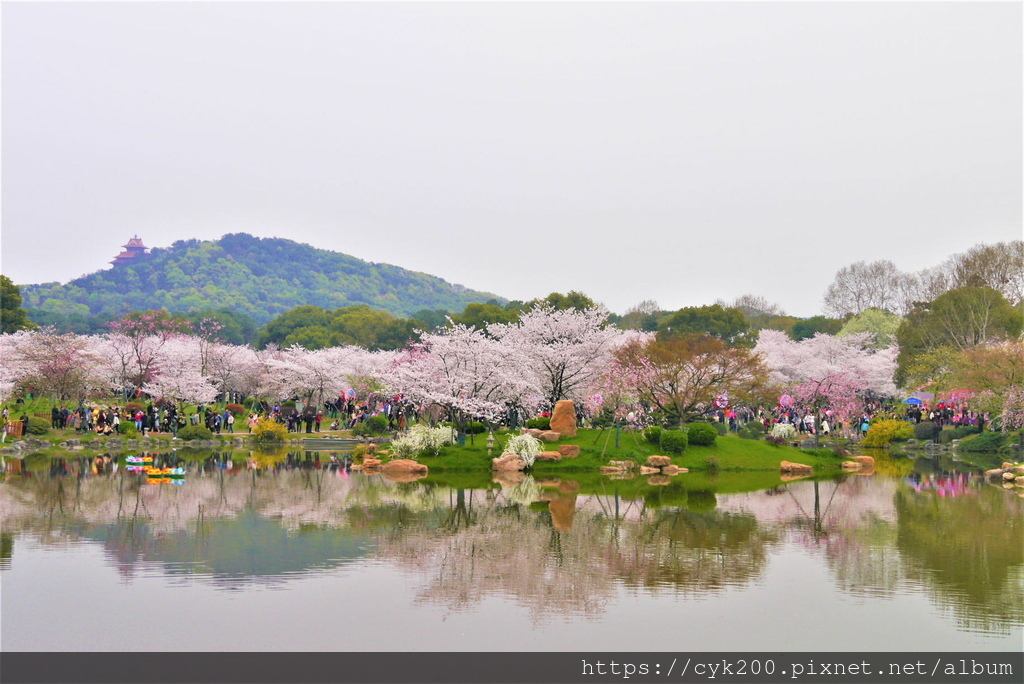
[1,452,1022,639]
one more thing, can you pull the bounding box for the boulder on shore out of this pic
[780,461,813,474]
[662,465,688,475]
[853,455,875,467]
[536,451,562,462]
[381,459,428,474]
[639,466,660,475]
[557,445,581,458]
[646,455,672,468]
[492,453,526,471]
[549,400,578,438]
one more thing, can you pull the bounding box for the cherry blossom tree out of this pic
[755,329,897,396]
[262,345,372,409]
[140,335,219,405]
[0,329,108,402]
[487,305,627,408]
[384,323,533,427]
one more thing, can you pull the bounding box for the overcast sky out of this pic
[2,2,1020,317]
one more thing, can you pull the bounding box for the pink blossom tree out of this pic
[384,323,533,428]
[488,306,630,409]
[140,335,219,405]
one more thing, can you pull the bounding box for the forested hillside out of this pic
[20,233,501,327]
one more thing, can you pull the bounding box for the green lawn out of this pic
[410,428,848,474]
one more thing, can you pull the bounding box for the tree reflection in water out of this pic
[0,454,1021,634]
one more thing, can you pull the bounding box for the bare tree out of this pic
[948,241,1024,305]
[822,260,912,317]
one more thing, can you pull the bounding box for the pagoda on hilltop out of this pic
[110,235,149,266]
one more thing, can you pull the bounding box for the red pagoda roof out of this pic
[111,235,150,266]
[122,235,148,250]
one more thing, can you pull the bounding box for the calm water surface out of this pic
[1,450,1021,652]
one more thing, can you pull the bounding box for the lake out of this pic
[1,449,1021,652]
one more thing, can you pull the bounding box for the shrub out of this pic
[118,423,139,438]
[251,418,286,443]
[464,421,487,435]
[178,425,214,441]
[770,423,797,440]
[687,422,718,446]
[352,415,389,436]
[712,421,728,436]
[659,429,688,454]
[643,426,664,445]
[525,417,551,430]
[704,456,721,472]
[225,403,246,417]
[914,421,942,442]
[862,419,914,448]
[26,417,50,435]
[958,431,1007,453]
[125,402,144,414]
[939,424,982,443]
[765,435,788,447]
[502,433,542,467]
[738,422,765,440]
[390,425,454,457]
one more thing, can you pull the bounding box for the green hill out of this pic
[20,233,503,326]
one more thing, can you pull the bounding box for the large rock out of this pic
[600,466,624,474]
[986,468,1006,479]
[853,455,875,467]
[381,459,428,474]
[1002,472,1017,481]
[780,461,813,474]
[557,445,580,458]
[363,457,382,469]
[646,455,672,468]
[536,451,562,462]
[662,465,688,475]
[539,430,561,442]
[639,466,661,475]
[549,400,578,438]
[523,428,545,439]
[608,460,637,470]
[841,461,862,470]
[492,453,526,471]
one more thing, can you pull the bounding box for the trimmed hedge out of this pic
[914,421,942,442]
[644,426,664,445]
[659,429,688,454]
[26,417,50,435]
[958,431,1006,453]
[177,425,214,441]
[686,422,718,446]
[526,417,551,430]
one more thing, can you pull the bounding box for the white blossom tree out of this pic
[488,306,628,408]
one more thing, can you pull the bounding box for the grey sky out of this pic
[2,2,1020,317]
